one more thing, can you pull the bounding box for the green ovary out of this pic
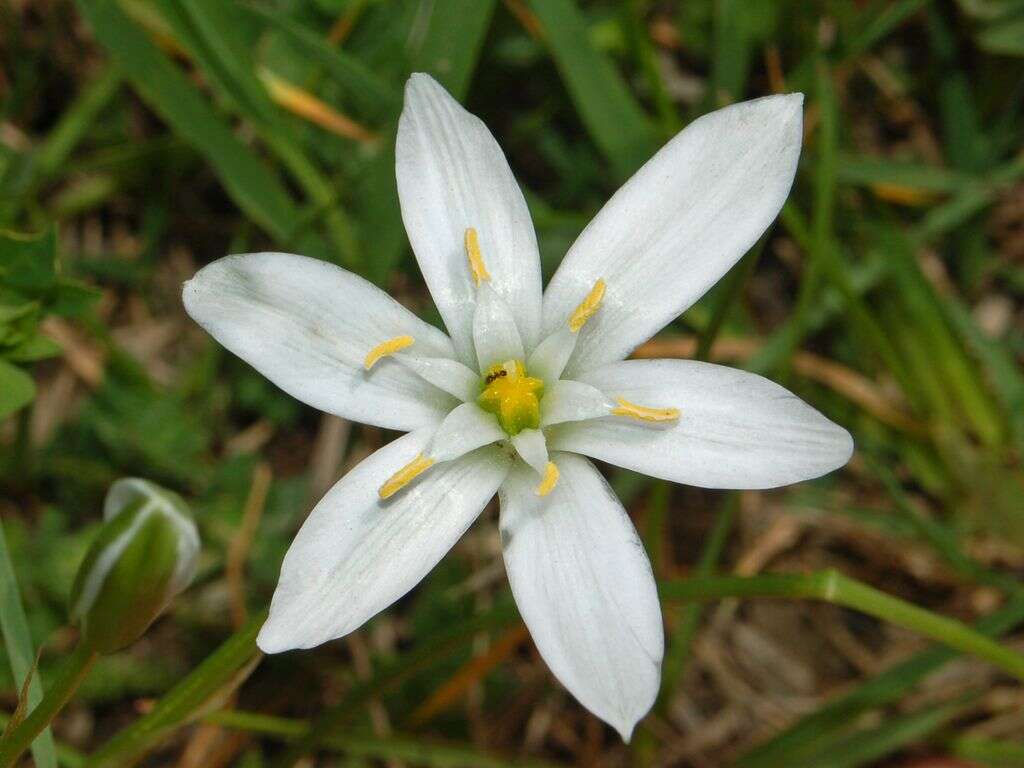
[477,359,544,436]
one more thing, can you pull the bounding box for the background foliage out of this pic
[1,0,1024,765]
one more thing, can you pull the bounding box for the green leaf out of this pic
[74,0,316,251]
[847,0,934,58]
[4,334,62,363]
[977,14,1024,55]
[875,226,1005,445]
[951,736,1024,767]
[34,67,124,181]
[836,154,968,193]
[525,0,659,180]
[0,300,39,325]
[807,697,971,768]
[0,359,35,419]
[0,525,58,768]
[0,229,57,294]
[245,4,400,122]
[709,0,777,106]
[141,0,359,268]
[409,0,496,99]
[50,280,101,318]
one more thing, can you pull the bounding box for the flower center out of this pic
[477,359,544,436]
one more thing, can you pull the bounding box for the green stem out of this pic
[660,571,1024,682]
[85,612,264,768]
[0,715,81,768]
[0,643,97,768]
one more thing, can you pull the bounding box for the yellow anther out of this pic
[465,228,491,286]
[364,335,414,370]
[379,454,435,499]
[568,279,606,332]
[610,397,680,423]
[535,461,559,497]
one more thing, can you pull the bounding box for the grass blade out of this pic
[734,592,1024,767]
[0,360,35,420]
[85,613,264,768]
[34,66,123,181]
[146,0,360,267]
[809,697,971,768]
[243,4,399,121]
[410,0,497,99]
[208,710,566,768]
[661,571,1024,682]
[0,524,57,768]
[525,0,658,179]
[656,496,736,714]
[950,736,1024,767]
[75,0,318,252]
[273,596,519,767]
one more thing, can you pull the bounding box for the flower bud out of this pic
[70,478,199,653]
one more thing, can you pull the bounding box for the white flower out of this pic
[183,74,852,740]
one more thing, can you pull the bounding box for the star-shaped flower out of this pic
[183,74,852,740]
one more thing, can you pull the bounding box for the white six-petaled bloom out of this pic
[183,74,853,740]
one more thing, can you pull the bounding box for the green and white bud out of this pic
[70,478,199,653]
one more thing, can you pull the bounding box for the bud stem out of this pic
[0,642,97,768]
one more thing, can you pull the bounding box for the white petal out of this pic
[473,283,525,371]
[551,359,853,489]
[396,73,543,364]
[395,353,480,402]
[429,402,504,462]
[526,326,577,384]
[258,428,509,652]
[499,455,663,740]
[510,428,548,475]
[540,379,612,427]
[184,253,457,431]
[541,95,804,376]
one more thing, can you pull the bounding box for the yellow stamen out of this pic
[568,279,606,332]
[379,454,435,499]
[610,397,680,423]
[364,335,414,370]
[465,228,491,286]
[536,461,559,497]
[260,67,377,143]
